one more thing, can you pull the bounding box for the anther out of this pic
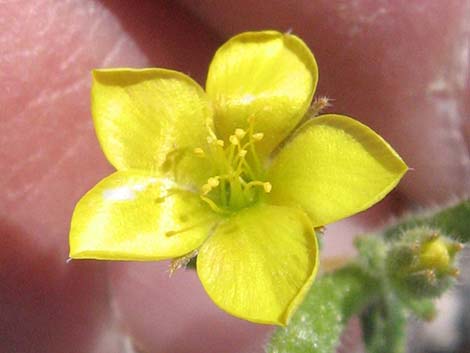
[216,139,224,147]
[207,177,219,187]
[229,135,239,145]
[263,182,272,193]
[253,132,264,141]
[239,150,247,157]
[193,147,205,157]
[235,128,246,139]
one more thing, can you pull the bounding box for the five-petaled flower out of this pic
[69,30,407,325]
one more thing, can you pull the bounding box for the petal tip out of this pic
[68,247,87,260]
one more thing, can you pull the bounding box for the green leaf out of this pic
[384,199,470,242]
[266,265,377,353]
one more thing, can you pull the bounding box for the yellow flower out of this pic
[69,31,407,326]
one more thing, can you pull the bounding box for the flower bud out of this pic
[386,227,462,299]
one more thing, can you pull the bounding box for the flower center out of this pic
[194,117,271,213]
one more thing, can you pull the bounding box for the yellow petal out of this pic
[197,204,318,325]
[70,171,219,260]
[206,31,318,157]
[92,68,213,186]
[268,114,407,226]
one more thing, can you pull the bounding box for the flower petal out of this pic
[268,114,408,226]
[92,68,213,185]
[206,31,318,157]
[197,204,318,325]
[70,170,219,260]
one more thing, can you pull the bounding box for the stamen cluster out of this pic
[194,118,271,213]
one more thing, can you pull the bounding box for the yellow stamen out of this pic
[245,180,271,193]
[200,195,229,214]
[193,147,205,157]
[208,177,220,187]
[239,149,247,157]
[197,120,270,211]
[229,135,239,145]
[235,128,246,139]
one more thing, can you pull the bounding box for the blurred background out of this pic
[1,1,469,352]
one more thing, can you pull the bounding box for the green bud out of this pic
[386,227,462,299]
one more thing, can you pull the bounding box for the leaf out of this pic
[266,265,377,353]
[384,199,470,242]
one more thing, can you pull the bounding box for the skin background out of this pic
[1,1,468,352]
